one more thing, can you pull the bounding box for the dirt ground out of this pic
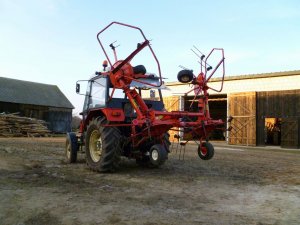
[0,138,299,225]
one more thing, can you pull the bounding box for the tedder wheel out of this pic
[85,117,121,172]
[149,144,168,167]
[136,133,170,167]
[177,69,194,83]
[198,142,214,160]
[65,132,78,163]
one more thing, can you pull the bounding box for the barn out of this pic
[0,77,74,133]
[162,70,300,149]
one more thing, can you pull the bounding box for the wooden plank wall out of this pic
[163,96,180,141]
[228,92,256,146]
[257,91,300,118]
[21,104,48,120]
[256,89,300,148]
[0,102,20,114]
[281,118,299,148]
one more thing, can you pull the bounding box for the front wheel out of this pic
[198,142,214,160]
[65,132,78,163]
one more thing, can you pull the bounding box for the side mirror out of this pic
[76,83,80,93]
[75,80,89,95]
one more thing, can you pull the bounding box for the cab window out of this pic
[83,77,107,111]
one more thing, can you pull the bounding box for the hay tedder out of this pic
[65,22,225,172]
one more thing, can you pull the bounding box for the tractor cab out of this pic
[77,69,165,121]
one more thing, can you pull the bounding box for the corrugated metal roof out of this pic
[166,70,300,86]
[0,77,74,109]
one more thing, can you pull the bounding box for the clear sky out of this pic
[1,0,300,114]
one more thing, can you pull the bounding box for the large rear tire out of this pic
[65,132,78,163]
[85,117,121,172]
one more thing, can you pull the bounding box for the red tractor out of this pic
[65,22,225,172]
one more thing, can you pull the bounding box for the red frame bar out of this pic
[96,21,162,88]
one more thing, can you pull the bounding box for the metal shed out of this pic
[0,77,74,133]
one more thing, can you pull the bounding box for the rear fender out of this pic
[81,109,104,132]
[101,108,125,122]
[82,108,125,131]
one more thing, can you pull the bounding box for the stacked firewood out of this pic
[0,113,50,137]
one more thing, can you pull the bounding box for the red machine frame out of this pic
[81,21,225,151]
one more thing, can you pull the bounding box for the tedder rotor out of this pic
[65,22,225,172]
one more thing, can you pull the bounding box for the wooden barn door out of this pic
[163,96,180,141]
[281,118,299,148]
[228,92,256,146]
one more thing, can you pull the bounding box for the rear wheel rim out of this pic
[89,130,102,162]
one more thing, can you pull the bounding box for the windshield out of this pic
[83,76,107,111]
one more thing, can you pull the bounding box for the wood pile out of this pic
[0,113,50,137]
